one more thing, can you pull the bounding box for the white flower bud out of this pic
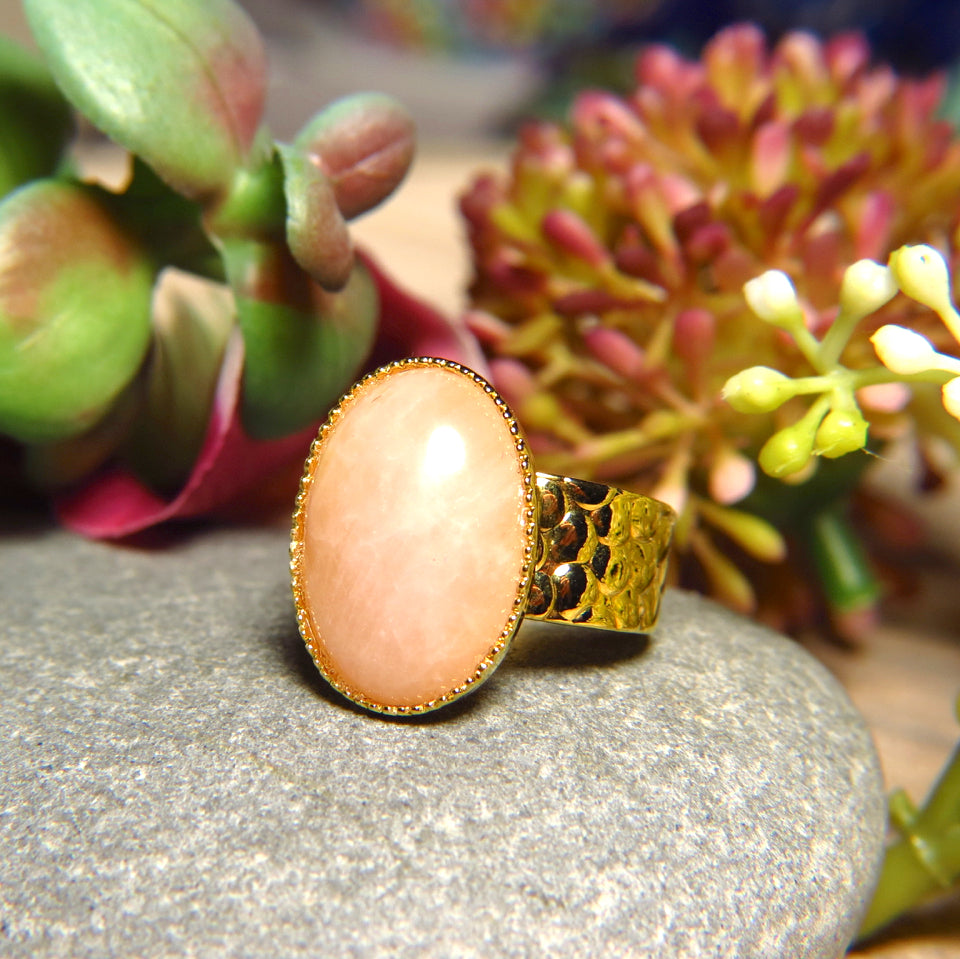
[888,244,954,316]
[870,325,939,375]
[839,259,898,317]
[743,270,803,327]
[943,377,960,421]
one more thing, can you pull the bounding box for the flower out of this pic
[460,22,960,634]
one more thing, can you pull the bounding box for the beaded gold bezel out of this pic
[289,357,539,715]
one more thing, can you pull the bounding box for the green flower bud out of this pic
[814,408,869,458]
[722,366,794,413]
[758,420,816,478]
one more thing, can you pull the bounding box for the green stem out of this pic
[858,723,960,940]
[577,412,705,464]
[789,322,828,373]
[789,366,952,398]
[206,150,287,241]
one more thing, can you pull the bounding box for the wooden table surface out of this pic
[352,144,960,957]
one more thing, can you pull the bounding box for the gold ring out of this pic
[290,357,676,715]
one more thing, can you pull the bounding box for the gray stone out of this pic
[0,515,885,958]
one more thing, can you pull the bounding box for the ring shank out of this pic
[526,474,676,632]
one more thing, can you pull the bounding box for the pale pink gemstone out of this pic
[297,364,529,708]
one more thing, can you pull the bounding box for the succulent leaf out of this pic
[235,254,378,438]
[280,146,354,291]
[0,36,73,196]
[0,179,154,443]
[294,92,416,220]
[121,270,234,491]
[23,378,141,488]
[53,253,482,539]
[117,158,223,278]
[24,0,267,199]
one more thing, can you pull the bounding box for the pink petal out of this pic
[635,44,703,102]
[751,121,792,197]
[757,184,800,239]
[704,24,768,104]
[709,448,756,505]
[488,358,537,408]
[854,191,895,261]
[824,33,870,86]
[583,326,646,380]
[658,173,702,216]
[571,90,645,146]
[541,209,609,268]
[774,31,828,90]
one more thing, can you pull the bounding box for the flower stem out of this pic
[789,366,951,398]
[816,308,861,369]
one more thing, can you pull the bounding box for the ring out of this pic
[290,357,676,715]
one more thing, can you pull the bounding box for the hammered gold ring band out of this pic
[290,357,676,716]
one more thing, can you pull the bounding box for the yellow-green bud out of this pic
[814,409,869,458]
[888,244,954,316]
[839,259,897,317]
[758,421,816,478]
[743,270,804,329]
[722,366,794,413]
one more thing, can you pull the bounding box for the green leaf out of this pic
[235,253,378,438]
[0,36,73,197]
[805,504,881,615]
[280,145,353,291]
[115,158,223,279]
[0,179,155,442]
[23,379,142,488]
[294,92,416,220]
[24,0,267,199]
